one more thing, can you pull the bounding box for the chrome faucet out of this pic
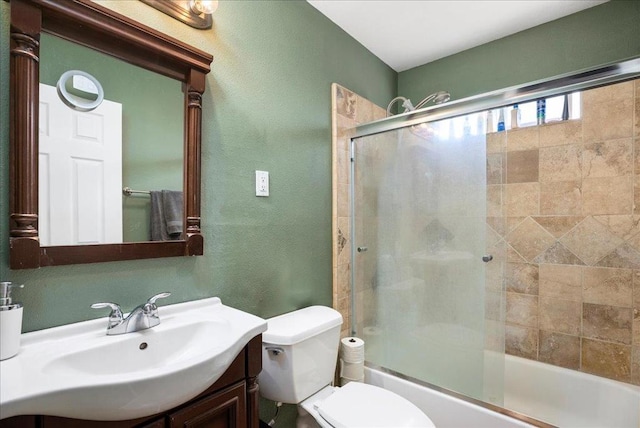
[91,292,171,335]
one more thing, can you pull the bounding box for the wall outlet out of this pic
[256,170,269,197]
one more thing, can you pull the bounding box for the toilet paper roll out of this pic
[340,359,364,380]
[340,337,365,363]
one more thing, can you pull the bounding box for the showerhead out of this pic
[432,91,451,105]
[414,91,450,110]
[386,91,451,116]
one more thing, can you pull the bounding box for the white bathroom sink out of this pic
[44,319,226,376]
[0,297,267,421]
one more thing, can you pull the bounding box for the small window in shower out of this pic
[487,92,582,132]
[516,92,581,126]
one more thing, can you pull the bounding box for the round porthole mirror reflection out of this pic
[56,70,104,112]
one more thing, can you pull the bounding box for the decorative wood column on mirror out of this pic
[9,0,41,269]
[8,0,213,269]
[185,73,205,256]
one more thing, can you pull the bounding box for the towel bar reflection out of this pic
[123,187,151,196]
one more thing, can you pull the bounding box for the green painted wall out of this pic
[39,33,184,242]
[0,0,396,332]
[398,0,640,103]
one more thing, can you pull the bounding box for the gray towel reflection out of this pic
[150,190,183,241]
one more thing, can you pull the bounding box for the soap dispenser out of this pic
[0,282,24,360]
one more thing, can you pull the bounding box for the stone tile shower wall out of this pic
[331,79,640,387]
[497,79,640,385]
[331,84,386,338]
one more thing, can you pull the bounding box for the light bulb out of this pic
[190,0,218,15]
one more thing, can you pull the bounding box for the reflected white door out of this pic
[39,83,122,246]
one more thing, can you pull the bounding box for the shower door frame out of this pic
[347,57,640,425]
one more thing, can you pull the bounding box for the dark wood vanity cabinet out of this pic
[0,336,262,428]
[168,382,247,428]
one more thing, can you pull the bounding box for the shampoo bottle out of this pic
[463,116,471,136]
[497,109,505,132]
[536,99,546,125]
[486,110,494,133]
[510,104,520,129]
[0,282,24,360]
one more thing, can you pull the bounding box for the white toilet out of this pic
[259,306,436,428]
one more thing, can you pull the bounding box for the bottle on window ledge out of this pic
[486,110,494,133]
[497,108,505,132]
[536,99,546,125]
[510,104,520,129]
[562,95,570,120]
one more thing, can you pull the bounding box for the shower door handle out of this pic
[482,255,493,263]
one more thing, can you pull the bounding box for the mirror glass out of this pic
[38,33,184,245]
[56,70,105,112]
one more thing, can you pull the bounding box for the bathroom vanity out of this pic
[0,297,267,428]
[0,336,262,428]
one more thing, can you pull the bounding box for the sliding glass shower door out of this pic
[352,114,506,405]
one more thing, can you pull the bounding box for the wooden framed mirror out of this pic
[9,0,213,269]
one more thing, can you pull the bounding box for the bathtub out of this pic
[504,355,640,428]
[365,355,640,428]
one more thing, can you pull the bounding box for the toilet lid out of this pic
[317,382,436,428]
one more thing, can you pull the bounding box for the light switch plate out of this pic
[256,170,269,197]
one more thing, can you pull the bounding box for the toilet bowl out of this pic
[259,306,436,427]
[299,383,435,428]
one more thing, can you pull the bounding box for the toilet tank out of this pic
[259,306,343,404]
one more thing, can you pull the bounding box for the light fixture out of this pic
[190,0,218,15]
[139,0,217,29]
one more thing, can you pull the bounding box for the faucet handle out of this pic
[147,292,171,305]
[142,291,171,323]
[90,302,124,328]
[143,292,171,315]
